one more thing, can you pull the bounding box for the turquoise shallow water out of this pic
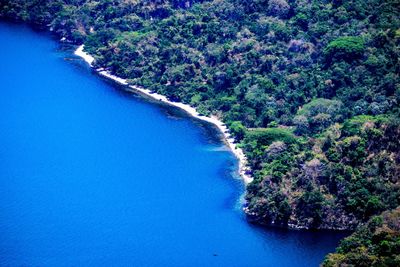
[0,22,346,267]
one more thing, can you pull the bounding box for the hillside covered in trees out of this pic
[323,207,400,266]
[1,0,399,264]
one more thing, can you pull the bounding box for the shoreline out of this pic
[74,45,253,184]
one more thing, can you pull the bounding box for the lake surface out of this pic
[0,22,346,267]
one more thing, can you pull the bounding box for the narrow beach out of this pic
[74,45,253,184]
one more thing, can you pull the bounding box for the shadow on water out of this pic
[250,223,350,247]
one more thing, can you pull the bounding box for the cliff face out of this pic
[244,116,400,231]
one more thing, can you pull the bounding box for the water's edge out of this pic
[74,45,253,185]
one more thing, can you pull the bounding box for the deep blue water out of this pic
[0,22,346,267]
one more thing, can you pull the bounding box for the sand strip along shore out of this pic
[75,45,253,184]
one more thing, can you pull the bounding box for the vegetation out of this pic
[324,36,365,61]
[323,207,400,267]
[245,115,400,230]
[1,0,399,264]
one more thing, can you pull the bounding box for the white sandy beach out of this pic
[74,45,95,67]
[74,45,253,184]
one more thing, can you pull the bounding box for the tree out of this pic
[267,0,290,18]
[324,36,365,61]
[296,98,344,134]
[229,121,246,141]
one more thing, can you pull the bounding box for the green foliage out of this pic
[342,115,389,136]
[295,98,344,135]
[297,190,325,226]
[244,128,295,147]
[324,36,365,61]
[246,115,400,232]
[229,121,246,141]
[323,207,400,267]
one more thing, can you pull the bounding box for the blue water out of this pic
[0,22,346,267]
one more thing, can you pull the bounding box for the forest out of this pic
[0,0,399,265]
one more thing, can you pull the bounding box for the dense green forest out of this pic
[1,0,399,264]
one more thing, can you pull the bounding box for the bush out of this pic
[229,121,246,141]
